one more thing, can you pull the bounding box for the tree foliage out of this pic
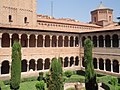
[84,38,98,90]
[47,58,63,90]
[10,41,21,90]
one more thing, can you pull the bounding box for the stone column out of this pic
[42,60,45,70]
[56,36,58,47]
[119,37,120,48]
[68,58,70,67]
[63,36,65,47]
[97,37,99,47]
[79,37,81,48]
[9,63,11,74]
[103,60,106,71]
[68,36,70,47]
[35,35,38,48]
[103,37,105,47]
[50,36,52,47]
[27,62,29,72]
[27,35,30,48]
[73,37,75,47]
[97,60,99,70]
[43,35,45,47]
[78,57,80,66]
[35,61,37,71]
[111,61,113,72]
[62,60,64,67]
[111,38,113,48]
[19,34,21,44]
[10,34,12,48]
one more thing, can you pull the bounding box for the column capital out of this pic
[27,35,30,39]
[10,34,12,39]
[50,36,52,40]
[19,34,21,39]
[0,33,2,38]
[35,35,38,39]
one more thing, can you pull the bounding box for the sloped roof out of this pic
[96,2,108,9]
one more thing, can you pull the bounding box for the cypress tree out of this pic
[48,58,63,90]
[84,38,98,90]
[10,41,21,90]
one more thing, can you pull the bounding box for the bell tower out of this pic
[0,0,37,26]
[91,2,113,26]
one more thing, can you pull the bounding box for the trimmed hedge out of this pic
[64,70,73,78]
[21,77,38,82]
[64,75,85,83]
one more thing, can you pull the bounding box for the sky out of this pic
[37,0,120,23]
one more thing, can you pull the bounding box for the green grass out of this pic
[3,81,38,90]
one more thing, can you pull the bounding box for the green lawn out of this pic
[2,81,38,90]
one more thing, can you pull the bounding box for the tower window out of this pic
[24,17,27,23]
[9,15,13,22]
[109,16,111,21]
[94,17,96,22]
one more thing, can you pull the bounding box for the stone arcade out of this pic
[0,0,120,79]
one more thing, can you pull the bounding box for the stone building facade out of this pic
[0,0,120,79]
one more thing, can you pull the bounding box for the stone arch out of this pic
[44,58,50,69]
[21,59,27,72]
[93,58,97,69]
[52,35,57,47]
[112,34,119,47]
[99,58,104,70]
[82,37,86,47]
[99,35,104,47]
[2,33,10,47]
[29,34,36,47]
[105,35,111,47]
[113,60,119,73]
[70,56,74,67]
[64,36,68,47]
[88,36,91,40]
[105,59,111,72]
[64,57,68,67]
[12,33,19,46]
[21,34,28,47]
[45,35,50,47]
[93,36,97,47]
[75,37,79,47]
[70,36,74,47]
[37,59,43,70]
[58,36,63,47]
[29,59,35,71]
[75,56,79,66]
[1,60,9,74]
[37,35,43,47]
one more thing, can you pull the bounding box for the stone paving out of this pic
[64,83,105,90]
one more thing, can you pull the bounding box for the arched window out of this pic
[9,15,12,22]
[24,17,27,23]
[93,36,97,47]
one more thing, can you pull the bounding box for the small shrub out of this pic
[64,70,73,78]
[37,72,44,81]
[3,80,10,85]
[0,81,4,90]
[35,80,45,90]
